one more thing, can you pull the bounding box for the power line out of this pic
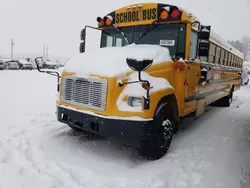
[43,44,49,59]
[43,44,46,58]
[11,39,14,59]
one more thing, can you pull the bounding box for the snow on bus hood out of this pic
[63,44,172,77]
[117,71,174,112]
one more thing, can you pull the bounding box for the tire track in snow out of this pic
[56,164,83,187]
[2,116,85,188]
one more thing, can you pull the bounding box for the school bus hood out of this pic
[63,44,172,77]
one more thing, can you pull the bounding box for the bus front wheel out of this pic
[137,102,177,160]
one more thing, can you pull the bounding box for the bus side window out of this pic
[101,35,113,48]
[115,37,122,47]
[189,30,198,59]
[106,36,113,47]
[209,43,216,63]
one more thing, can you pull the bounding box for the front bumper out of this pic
[57,105,155,141]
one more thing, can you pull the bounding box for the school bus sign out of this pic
[98,3,184,27]
[115,4,157,26]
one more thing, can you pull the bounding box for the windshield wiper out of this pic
[135,20,159,43]
[111,24,129,45]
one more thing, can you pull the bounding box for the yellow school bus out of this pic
[53,3,244,160]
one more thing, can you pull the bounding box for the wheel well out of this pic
[155,94,179,122]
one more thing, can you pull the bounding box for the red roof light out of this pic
[170,8,181,18]
[99,20,105,26]
[97,17,105,26]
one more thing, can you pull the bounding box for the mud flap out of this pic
[196,98,206,117]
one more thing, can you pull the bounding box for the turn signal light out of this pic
[142,82,149,90]
[160,9,169,20]
[175,59,186,71]
[159,7,170,20]
[104,15,113,26]
[170,8,181,18]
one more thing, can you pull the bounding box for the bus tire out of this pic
[137,101,177,160]
[219,91,233,107]
[245,79,249,85]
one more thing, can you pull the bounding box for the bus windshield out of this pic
[100,23,186,59]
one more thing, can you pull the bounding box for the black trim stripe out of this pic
[185,86,230,102]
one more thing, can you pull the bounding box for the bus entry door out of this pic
[186,62,201,98]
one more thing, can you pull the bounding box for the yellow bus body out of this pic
[56,2,244,159]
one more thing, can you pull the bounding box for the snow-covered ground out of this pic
[0,70,249,188]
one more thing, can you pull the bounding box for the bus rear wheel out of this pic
[245,79,249,85]
[213,92,233,107]
[137,102,176,160]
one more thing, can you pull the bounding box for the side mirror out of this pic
[198,25,211,57]
[79,28,86,53]
[126,58,153,72]
[79,42,85,53]
[80,28,86,41]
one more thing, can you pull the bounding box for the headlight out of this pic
[128,96,143,107]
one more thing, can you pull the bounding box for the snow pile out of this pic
[0,70,250,188]
[117,72,173,112]
[63,44,172,77]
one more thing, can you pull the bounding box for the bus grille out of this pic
[61,76,108,111]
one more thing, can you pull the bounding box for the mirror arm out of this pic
[84,25,110,35]
[138,71,150,88]
[191,21,201,29]
[34,56,61,83]
[118,72,150,88]
[118,71,151,110]
[119,80,140,87]
[138,71,151,109]
[80,25,110,53]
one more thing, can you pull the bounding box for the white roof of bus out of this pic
[186,9,244,58]
[210,31,244,58]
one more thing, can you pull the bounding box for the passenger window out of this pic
[116,38,122,47]
[221,49,225,65]
[106,36,113,47]
[209,43,216,63]
[215,47,221,64]
[228,54,231,66]
[231,55,235,67]
[224,51,228,66]
[189,30,198,59]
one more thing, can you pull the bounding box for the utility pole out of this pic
[11,39,14,59]
[43,44,49,59]
[46,45,49,59]
[43,44,46,58]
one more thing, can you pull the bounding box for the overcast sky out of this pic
[0,0,249,59]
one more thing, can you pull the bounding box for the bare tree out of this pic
[228,40,244,52]
[241,36,250,60]
[228,36,250,60]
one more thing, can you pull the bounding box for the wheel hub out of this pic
[159,119,173,148]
